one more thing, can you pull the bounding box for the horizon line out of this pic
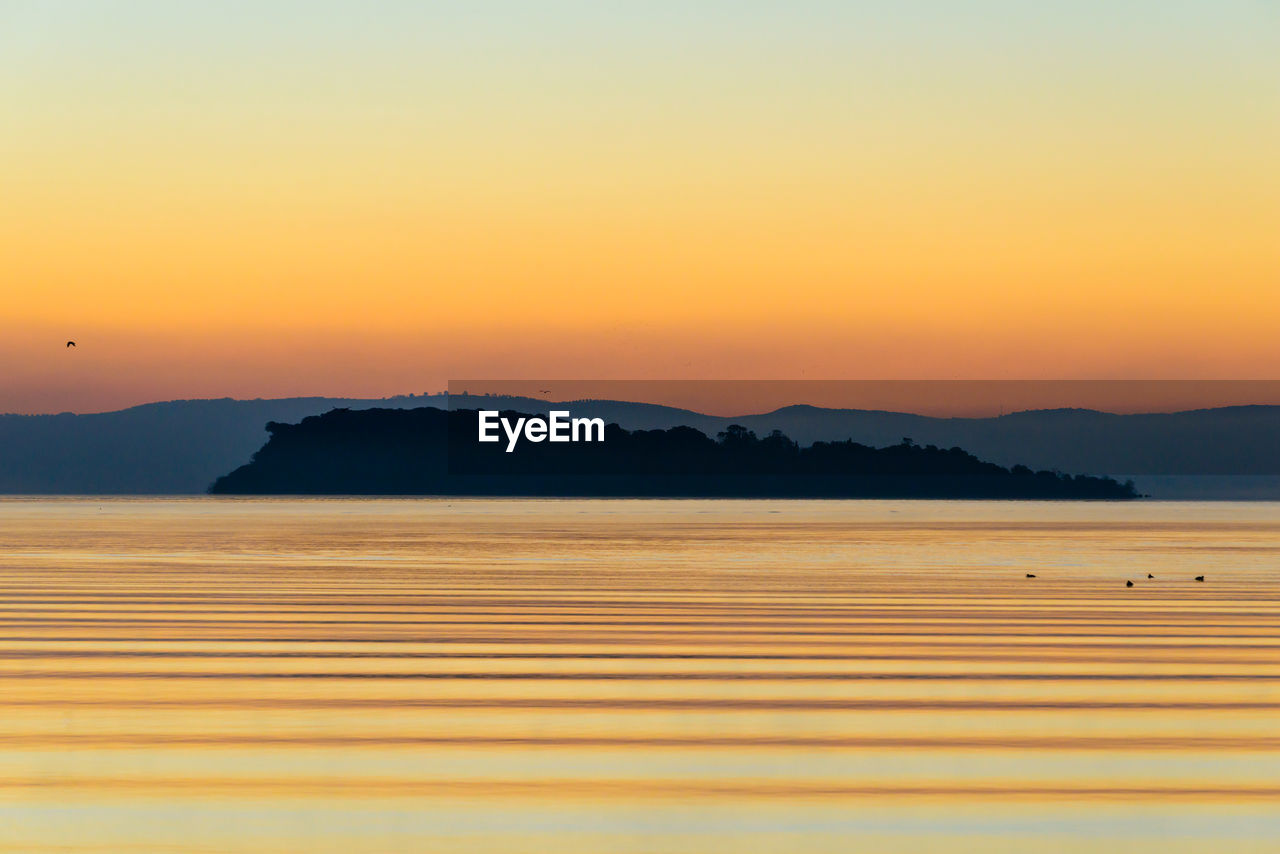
[8,389,1280,422]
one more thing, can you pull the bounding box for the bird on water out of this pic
[1147,573,1154,579]
[1126,580,1134,587]
[1025,573,1036,578]
[1194,575,1205,582]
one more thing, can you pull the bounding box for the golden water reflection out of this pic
[0,498,1278,852]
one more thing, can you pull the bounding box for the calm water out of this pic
[0,498,1278,853]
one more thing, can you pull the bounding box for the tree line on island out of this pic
[209,407,1138,498]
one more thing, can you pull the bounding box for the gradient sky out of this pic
[3,1,1278,413]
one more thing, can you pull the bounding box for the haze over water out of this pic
[1,498,1278,852]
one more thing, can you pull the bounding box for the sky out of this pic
[2,1,1278,413]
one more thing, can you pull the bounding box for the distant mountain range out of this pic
[2,393,1279,495]
[0,395,433,493]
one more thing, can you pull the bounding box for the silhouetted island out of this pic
[208,407,1137,499]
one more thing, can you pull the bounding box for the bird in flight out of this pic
[66,341,76,348]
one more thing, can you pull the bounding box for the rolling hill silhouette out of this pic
[3,394,1279,494]
[0,395,433,493]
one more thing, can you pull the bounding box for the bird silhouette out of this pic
[66,341,76,348]
[1147,573,1154,579]
[1125,580,1134,587]
[1025,573,1036,578]
[1194,575,1205,582]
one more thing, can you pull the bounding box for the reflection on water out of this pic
[0,498,1278,853]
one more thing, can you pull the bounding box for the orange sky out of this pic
[3,2,1278,413]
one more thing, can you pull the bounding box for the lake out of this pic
[0,497,1277,852]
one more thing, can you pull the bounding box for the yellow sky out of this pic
[2,2,1277,412]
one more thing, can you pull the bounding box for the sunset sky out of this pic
[3,1,1278,413]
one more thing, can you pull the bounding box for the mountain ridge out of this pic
[3,394,1279,494]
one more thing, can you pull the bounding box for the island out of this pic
[208,407,1137,498]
